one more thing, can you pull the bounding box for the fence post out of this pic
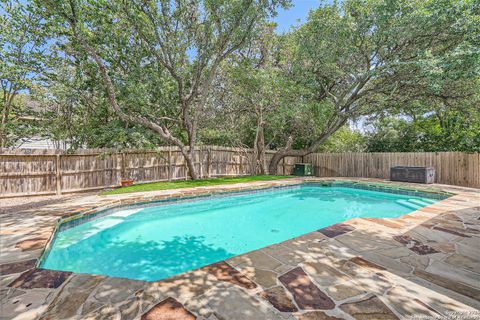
[121,152,126,180]
[184,150,188,180]
[55,154,62,195]
[167,150,172,181]
[199,148,203,179]
[207,147,212,178]
[239,153,243,176]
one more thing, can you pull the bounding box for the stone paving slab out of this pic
[0,177,479,319]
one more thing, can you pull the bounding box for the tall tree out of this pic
[268,0,480,174]
[364,93,480,152]
[40,0,287,179]
[0,0,49,147]
[213,24,294,174]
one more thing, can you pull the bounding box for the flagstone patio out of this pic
[0,178,479,320]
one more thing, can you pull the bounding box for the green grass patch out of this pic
[102,175,292,195]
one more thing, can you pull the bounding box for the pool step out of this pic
[420,198,437,204]
[408,199,434,207]
[396,200,422,210]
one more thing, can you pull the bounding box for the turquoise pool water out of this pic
[41,185,439,281]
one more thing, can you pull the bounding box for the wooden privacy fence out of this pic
[0,148,478,197]
[0,146,297,198]
[304,152,480,189]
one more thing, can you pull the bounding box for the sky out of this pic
[274,1,324,33]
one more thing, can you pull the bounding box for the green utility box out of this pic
[293,163,313,176]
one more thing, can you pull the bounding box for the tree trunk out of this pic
[268,118,347,175]
[269,148,318,175]
[0,95,13,148]
[268,150,292,175]
[182,149,198,180]
[254,113,267,175]
[0,118,6,148]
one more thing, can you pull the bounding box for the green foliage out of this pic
[365,106,480,152]
[2,0,479,157]
[0,1,49,89]
[1,0,50,147]
[283,0,480,151]
[34,0,289,179]
[203,24,301,148]
[319,127,367,153]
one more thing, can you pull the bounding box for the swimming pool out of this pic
[41,184,442,281]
